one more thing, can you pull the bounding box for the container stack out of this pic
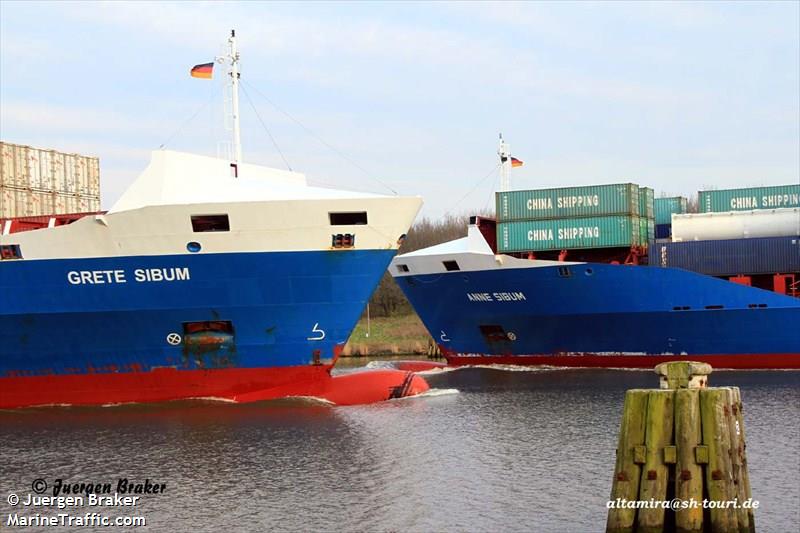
[638,187,655,244]
[495,183,654,253]
[0,142,101,219]
[653,184,800,294]
[653,196,688,239]
[699,184,799,212]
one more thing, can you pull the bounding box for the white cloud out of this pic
[0,101,171,139]
[1,1,796,218]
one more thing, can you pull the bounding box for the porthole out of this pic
[187,241,202,253]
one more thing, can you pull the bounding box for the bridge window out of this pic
[329,212,368,225]
[443,260,460,271]
[191,214,230,232]
[0,244,22,260]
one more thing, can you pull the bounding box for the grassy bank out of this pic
[342,313,435,356]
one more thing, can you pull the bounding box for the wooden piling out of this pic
[606,361,755,533]
[736,388,756,533]
[726,387,754,533]
[674,388,703,532]
[700,388,738,532]
[637,390,675,533]
[607,389,649,533]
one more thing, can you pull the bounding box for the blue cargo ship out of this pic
[390,220,799,368]
[0,148,426,408]
[389,141,800,369]
[0,32,428,408]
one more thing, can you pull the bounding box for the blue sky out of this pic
[1,1,798,217]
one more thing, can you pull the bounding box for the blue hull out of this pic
[1,249,395,377]
[396,262,800,366]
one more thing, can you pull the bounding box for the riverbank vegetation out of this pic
[343,213,482,355]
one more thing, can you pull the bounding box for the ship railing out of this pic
[1,211,106,235]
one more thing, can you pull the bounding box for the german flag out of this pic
[511,157,524,168]
[190,62,214,79]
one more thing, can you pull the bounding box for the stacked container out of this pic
[0,142,101,219]
[654,196,688,239]
[638,187,655,244]
[699,184,799,213]
[653,184,800,280]
[653,236,799,277]
[495,183,653,253]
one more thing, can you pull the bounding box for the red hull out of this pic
[0,366,429,409]
[444,352,800,369]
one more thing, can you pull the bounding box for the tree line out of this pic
[369,213,486,317]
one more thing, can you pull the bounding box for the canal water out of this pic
[1,365,798,532]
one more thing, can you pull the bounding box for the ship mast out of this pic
[226,29,242,164]
[498,133,511,191]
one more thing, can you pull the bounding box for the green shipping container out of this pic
[698,184,800,213]
[637,218,655,247]
[638,187,654,219]
[638,218,655,246]
[497,215,642,253]
[654,196,688,224]
[496,183,640,221]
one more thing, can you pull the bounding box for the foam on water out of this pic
[415,388,460,398]
[360,360,575,375]
[414,366,459,376]
[184,397,238,404]
[453,363,571,373]
[364,360,399,370]
[387,388,460,402]
[283,396,336,406]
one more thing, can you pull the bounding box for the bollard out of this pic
[606,361,755,533]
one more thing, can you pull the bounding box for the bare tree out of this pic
[367,210,492,317]
[371,272,411,316]
[400,213,473,253]
[686,192,700,213]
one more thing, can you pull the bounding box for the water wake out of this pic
[414,366,459,376]
[416,388,460,398]
[282,396,336,406]
[465,364,570,372]
[390,388,460,401]
[364,360,400,370]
